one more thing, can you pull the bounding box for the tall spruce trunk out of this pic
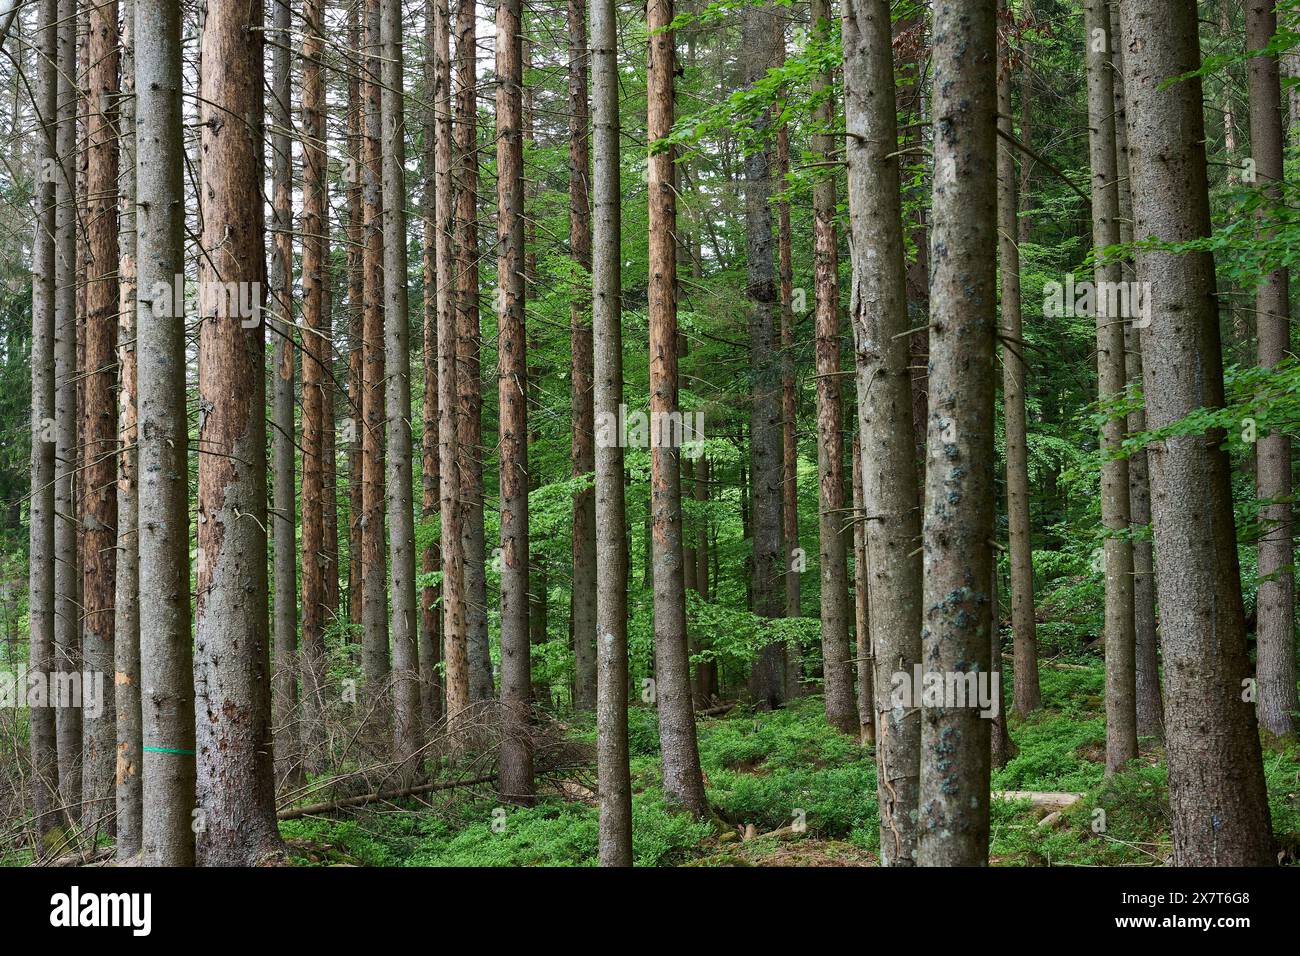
[648,0,708,818]
[1246,0,1297,742]
[591,0,632,862]
[1117,0,1273,865]
[114,0,142,858]
[843,0,924,867]
[300,0,330,773]
[380,0,422,776]
[1109,0,1163,740]
[496,0,534,802]
[916,0,997,868]
[136,0,194,866]
[998,2,1041,717]
[419,0,444,731]
[434,0,468,736]
[455,0,493,703]
[743,2,787,709]
[347,0,365,631]
[29,0,63,844]
[269,0,300,787]
[360,0,390,727]
[810,0,856,735]
[53,0,81,821]
[569,0,598,712]
[1086,0,1137,775]
[194,0,285,866]
[82,0,120,832]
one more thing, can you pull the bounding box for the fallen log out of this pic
[276,774,498,821]
[992,790,1083,812]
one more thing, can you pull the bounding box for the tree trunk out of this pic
[269,0,299,788]
[433,0,468,738]
[569,0,598,713]
[114,0,142,858]
[135,0,194,866]
[419,0,444,732]
[648,0,708,819]
[916,0,996,867]
[300,0,330,774]
[1109,0,1163,741]
[82,0,120,832]
[1117,0,1273,865]
[998,2,1040,718]
[496,0,534,803]
[379,0,421,777]
[1246,0,1297,742]
[29,0,62,844]
[455,0,492,703]
[743,2,787,710]
[53,0,81,821]
[1086,0,1138,775]
[361,0,390,727]
[347,1,365,631]
[809,0,856,735]
[843,0,924,868]
[850,435,873,745]
[195,0,284,866]
[592,0,632,863]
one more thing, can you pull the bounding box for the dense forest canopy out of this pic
[0,0,1297,875]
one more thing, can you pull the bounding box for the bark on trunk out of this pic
[998,3,1041,718]
[82,0,120,832]
[195,0,284,866]
[1246,0,1297,742]
[380,0,421,778]
[843,0,923,867]
[592,0,632,863]
[743,2,787,710]
[496,0,534,802]
[809,0,856,735]
[916,0,997,867]
[648,0,708,818]
[1117,0,1274,865]
[114,0,142,858]
[569,0,598,712]
[135,0,194,866]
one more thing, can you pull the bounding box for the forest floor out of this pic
[280,663,1300,867]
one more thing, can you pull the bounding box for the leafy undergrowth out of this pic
[281,665,1300,867]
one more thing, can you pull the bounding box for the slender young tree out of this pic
[135,0,194,867]
[420,0,444,730]
[194,0,284,866]
[360,0,390,724]
[1086,0,1137,774]
[82,0,120,829]
[569,0,598,712]
[434,0,468,735]
[269,0,300,786]
[916,0,997,868]
[455,0,492,702]
[114,0,142,858]
[591,0,630,861]
[496,0,533,800]
[998,2,1040,717]
[850,435,873,743]
[53,0,80,819]
[380,0,421,774]
[1117,0,1273,865]
[743,1,787,709]
[807,0,856,735]
[29,0,62,843]
[647,0,708,819]
[843,0,924,867]
[300,0,330,772]
[1246,0,1297,741]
